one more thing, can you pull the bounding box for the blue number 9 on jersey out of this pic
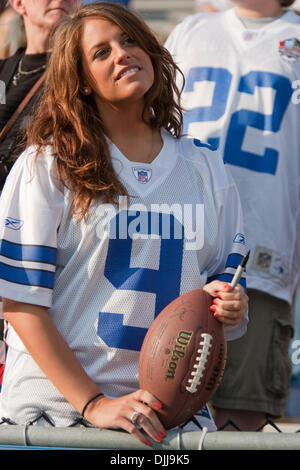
[97,211,184,352]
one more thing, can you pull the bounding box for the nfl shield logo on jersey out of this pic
[242,31,257,41]
[279,38,300,61]
[132,167,152,183]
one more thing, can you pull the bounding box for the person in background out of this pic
[0,2,248,442]
[166,0,300,431]
[0,1,19,59]
[0,0,82,190]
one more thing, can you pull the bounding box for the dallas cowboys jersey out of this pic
[0,129,247,426]
[166,9,300,305]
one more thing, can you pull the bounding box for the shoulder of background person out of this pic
[0,48,25,81]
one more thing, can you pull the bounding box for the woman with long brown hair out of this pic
[0,2,248,445]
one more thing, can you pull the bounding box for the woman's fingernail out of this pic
[213,298,218,305]
[155,402,162,409]
[160,430,167,438]
[210,305,216,312]
[156,435,163,442]
[214,313,220,319]
[145,440,151,446]
[216,293,222,299]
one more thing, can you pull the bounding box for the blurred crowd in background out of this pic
[1,0,300,59]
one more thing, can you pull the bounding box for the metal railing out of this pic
[0,413,299,450]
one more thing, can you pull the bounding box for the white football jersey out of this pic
[166,9,300,305]
[0,129,247,427]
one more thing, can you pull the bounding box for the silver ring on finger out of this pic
[130,411,142,425]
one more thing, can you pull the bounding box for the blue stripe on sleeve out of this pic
[226,253,243,269]
[0,239,57,265]
[207,272,246,290]
[0,262,55,289]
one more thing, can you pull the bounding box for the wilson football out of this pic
[138,289,227,429]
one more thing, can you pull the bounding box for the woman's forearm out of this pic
[2,298,100,415]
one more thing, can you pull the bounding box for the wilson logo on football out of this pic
[165,330,193,380]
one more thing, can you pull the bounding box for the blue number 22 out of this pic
[183,68,293,175]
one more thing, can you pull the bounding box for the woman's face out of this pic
[12,0,82,30]
[80,17,155,112]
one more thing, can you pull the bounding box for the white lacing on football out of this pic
[186,333,213,394]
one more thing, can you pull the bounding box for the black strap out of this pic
[81,393,104,418]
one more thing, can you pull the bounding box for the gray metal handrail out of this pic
[0,425,299,450]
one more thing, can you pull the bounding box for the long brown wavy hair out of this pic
[26,2,184,220]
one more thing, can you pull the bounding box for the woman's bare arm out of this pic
[3,298,100,414]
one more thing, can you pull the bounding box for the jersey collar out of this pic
[108,128,178,197]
